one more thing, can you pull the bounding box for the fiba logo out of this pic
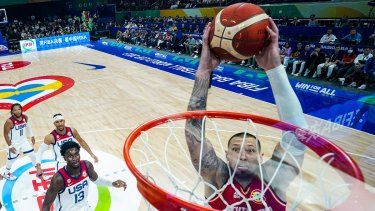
[22,41,34,48]
[20,39,37,53]
[250,189,265,204]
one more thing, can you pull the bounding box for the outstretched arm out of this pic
[185,23,227,189]
[256,18,308,201]
[72,128,98,163]
[42,173,64,211]
[85,160,127,190]
[35,135,54,179]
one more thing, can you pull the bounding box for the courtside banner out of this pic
[20,33,90,53]
[36,32,90,51]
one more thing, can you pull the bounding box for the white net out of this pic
[129,115,357,210]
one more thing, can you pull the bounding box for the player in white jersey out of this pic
[3,103,40,180]
[42,141,126,211]
[36,113,98,178]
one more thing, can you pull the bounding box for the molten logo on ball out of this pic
[209,3,270,61]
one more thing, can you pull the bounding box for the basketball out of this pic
[209,3,270,61]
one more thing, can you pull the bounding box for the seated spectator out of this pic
[341,28,362,45]
[357,57,375,90]
[176,34,187,54]
[156,32,165,49]
[290,17,301,26]
[116,30,123,42]
[280,42,292,66]
[164,32,173,50]
[338,47,373,86]
[338,16,349,27]
[292,44,312,76]
[307,14,319,27]
[320,28,337,44]
[192,36,202,58]
[194,25,200,33]
[184,35,196,56]
[284,42,303,70]
[280,16,288,26]
[329,47,356,81]
[303,45,326,77]
[314,45,342,79]
[169,24,177,32]
[188,24,194,33]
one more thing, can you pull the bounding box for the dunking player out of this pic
[42,141,126,211]
[185,19,308,210]
[36,113,98,178]
[3,103,39,180]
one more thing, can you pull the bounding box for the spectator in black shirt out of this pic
[303,45,326,77]
[314,45,342,79]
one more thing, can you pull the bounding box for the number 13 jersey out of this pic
[55,161,91,211]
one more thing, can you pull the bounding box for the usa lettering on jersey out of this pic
[9,115,28,141]
[56,137,74,147]
[55,161,90,209]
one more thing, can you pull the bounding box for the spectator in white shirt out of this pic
[354,48,373,65]
[320,28,337,44]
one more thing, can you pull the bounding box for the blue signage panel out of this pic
[36,32,90,51]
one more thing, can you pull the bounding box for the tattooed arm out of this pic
[185,23,227,196]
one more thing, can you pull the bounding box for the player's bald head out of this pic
[228,132,261,151]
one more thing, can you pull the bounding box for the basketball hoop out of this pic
[123,110,365,210]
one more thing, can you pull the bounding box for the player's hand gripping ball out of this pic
[209,3,270,62]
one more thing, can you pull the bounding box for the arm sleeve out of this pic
[266,65,308,155]
[93,177,113,187]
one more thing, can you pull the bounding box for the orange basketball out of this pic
[209,3,270,62]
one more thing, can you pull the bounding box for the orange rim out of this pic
[123,110,364,210]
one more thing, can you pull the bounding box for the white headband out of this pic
[53,114,64,123]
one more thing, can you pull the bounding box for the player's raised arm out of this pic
[255,18,308,200]
[185,23,227,188]
[42,173,64,211]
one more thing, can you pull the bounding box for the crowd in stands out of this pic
[113,0,331,10]
[0,3,373,90]
[112,16,375,90]
[1,13,99,52]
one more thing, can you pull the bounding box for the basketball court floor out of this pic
[0,45,373,210]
